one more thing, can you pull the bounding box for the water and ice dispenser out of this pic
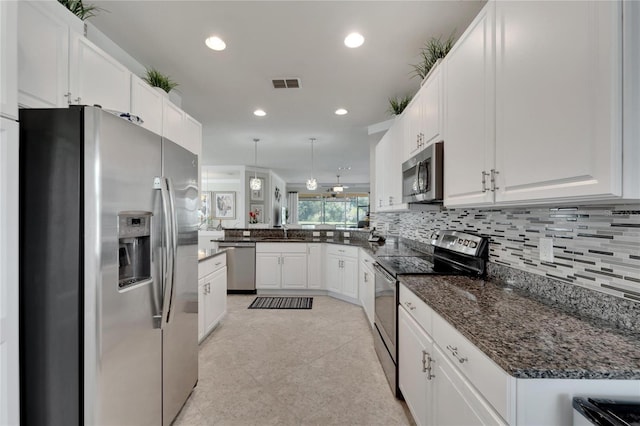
[118,212,152,290]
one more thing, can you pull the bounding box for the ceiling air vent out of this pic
[272,78,301,89]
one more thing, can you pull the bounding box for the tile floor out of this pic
[173,295,414,426]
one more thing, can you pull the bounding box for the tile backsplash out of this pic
[373,205,640,303]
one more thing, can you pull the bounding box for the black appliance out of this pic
[373,230,488,397]
[573,397,640,426]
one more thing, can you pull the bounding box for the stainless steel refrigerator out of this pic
[19,106,199,425]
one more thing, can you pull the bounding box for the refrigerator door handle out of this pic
[165,177,179,324]
[159,177,175,328]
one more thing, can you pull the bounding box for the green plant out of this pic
[388,94,413,115]
[143,68,179,93]
[411,33,456,80]
[57,0,103,20]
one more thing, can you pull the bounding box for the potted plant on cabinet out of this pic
[388,94,413,116]
[57,0,103,20]
[143,68,179,95]
[411,33,455,83]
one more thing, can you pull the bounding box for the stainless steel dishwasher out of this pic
[217,242,256,293]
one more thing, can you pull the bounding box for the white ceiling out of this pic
[89,1,485,189]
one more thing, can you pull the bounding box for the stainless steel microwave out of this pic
[401,141,443,203]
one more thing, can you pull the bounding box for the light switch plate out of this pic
[243,231,250,237]
[312,231,320,237]
[539,237,554,262]
[344,232,350,238]
[326,231,334,237]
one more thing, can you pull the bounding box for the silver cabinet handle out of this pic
[490,169,499,191]
[364,272,368,283]
[214,262,222,267]
[422,350,435,380]
[446,345,468,364]
[404,301,416,311]
[64,92,72,104]
[481,171,489,193]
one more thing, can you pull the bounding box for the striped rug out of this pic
[248,297,313,310]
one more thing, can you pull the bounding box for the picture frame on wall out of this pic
[213,191,236,219]
[250,178,264,201]
[199,191,212,225]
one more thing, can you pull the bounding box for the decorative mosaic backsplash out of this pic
[372,205,640,303]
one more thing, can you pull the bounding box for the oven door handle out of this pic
[373,263,396,283]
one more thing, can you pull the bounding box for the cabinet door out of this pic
[69,33,131,112]
[340,257,359,299]
[198,280,206,342]
[443,3,495,207]
[162,98,185,144]
[387,120,404,208]
[130,74,163,135]
[255,253,281,289]
[183,114,202,156]
[403,94,422,161]
[325,254,342,292]
[0,118,19,426]
[307,244,323,289]
[206,267,227,332]
[432,345,506,426]
[362,263,375,327]
[421,65,443,146]
[281,253,307,289]
[374,134,387,211]
[17,1,71,108]
[1,1,17,119]
[494,1,621,203]
[399,307,434,426]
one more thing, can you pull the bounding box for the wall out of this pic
[373,204,640,303]
[202,166,245,228]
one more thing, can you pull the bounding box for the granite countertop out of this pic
[400,275,640,380]
[198,248,227,262]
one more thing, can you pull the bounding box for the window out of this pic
[298,194,369,228]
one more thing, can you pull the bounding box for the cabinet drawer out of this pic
[256,242,307,253]
[399,284,432,335]
[432,312,513,422]
[325,244,358,258]
[199,253,227,278]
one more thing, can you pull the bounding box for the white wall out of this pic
[202,165,245,228]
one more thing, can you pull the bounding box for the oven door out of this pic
[374,263,397,361]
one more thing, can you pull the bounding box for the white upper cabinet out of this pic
[69,32,131,112]
[130,74,163,135]
[375,122,406,211]
[162,97,186,143]
[183,113,203,156]
[445,1,631,207]
[494,1,621,204]
[1,1,18,119]
[405,65,444,162]
[17,0,79,109]
[444,2,495,206]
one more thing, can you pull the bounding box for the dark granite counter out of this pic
[198,248,227,262]
[400,275,640,380]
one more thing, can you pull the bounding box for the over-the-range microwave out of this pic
[401,141,443,203]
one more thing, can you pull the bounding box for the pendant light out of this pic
[306,138,318,190]
[249,138,262,190]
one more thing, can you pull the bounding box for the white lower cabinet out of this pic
[198,253,227,342]
[325,245,358,299]
[256,243,308,289]
[307,243,323,289]
[398,307,434,426]
[358,252,375,327]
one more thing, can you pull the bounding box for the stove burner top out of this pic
[376,256,435,275]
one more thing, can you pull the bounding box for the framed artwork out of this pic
[213,191,236,219]
[250,178,264,201]
[250,204,264,224]
[199,191,212,225]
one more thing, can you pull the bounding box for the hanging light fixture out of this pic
[306,138,318,190]
[249,138,262,190]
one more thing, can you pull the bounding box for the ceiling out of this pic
[89,1,485,189]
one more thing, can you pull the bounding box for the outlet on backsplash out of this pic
[539,237,554,262]
[326,231,334,237]
[312,231,320,237]
[243,231,250,237]
[344,232,350,239]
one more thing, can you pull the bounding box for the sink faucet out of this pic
[282,223,288,239]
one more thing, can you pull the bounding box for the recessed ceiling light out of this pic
[254,109,266,117]
[344,32,364,48]
[205,36,226,51]
[335,108,348,116]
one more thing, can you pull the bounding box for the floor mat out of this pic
[248,296,313,309]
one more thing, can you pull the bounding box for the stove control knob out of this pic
[469,241,478,248]
[463,240,470,246]
[457,238,464,244]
